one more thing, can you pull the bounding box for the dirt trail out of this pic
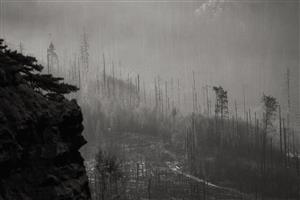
[163,149,253,200]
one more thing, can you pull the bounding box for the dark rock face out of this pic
[0,75,91,199]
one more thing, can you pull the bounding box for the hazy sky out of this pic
[0,0,299,112]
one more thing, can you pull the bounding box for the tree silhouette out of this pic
[95,149,123,200]
[0,38,78,95]
[262,94,278,130]
[261,93,278,191]
[213,86,229,119]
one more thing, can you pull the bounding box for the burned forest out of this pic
[0,0,299,200]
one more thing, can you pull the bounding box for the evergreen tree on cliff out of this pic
[0,38,78,95]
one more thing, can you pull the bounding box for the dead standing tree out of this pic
[261,94,278,198]
[213,86,229,148]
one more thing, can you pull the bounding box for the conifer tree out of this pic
[213,86,229,119]
[0,38,78,95]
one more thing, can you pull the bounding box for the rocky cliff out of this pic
[0,42,91,200]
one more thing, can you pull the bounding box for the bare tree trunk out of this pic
[206,85,210,117]
[177,79,180,110]
[112,61,115,98]
[154,78,158,109]
[148,178,151,200]
[296,151,300,200]
[165,81,168,115]
[283,119,287,168]
[143,80,146,104]
[103,53,106,94]
[279,105,283,157]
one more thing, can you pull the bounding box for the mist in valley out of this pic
[1,0,300,199]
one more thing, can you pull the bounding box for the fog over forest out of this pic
[1,0,300,199]
[2,0,299,113]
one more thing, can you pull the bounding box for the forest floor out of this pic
[86,131,256,200]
